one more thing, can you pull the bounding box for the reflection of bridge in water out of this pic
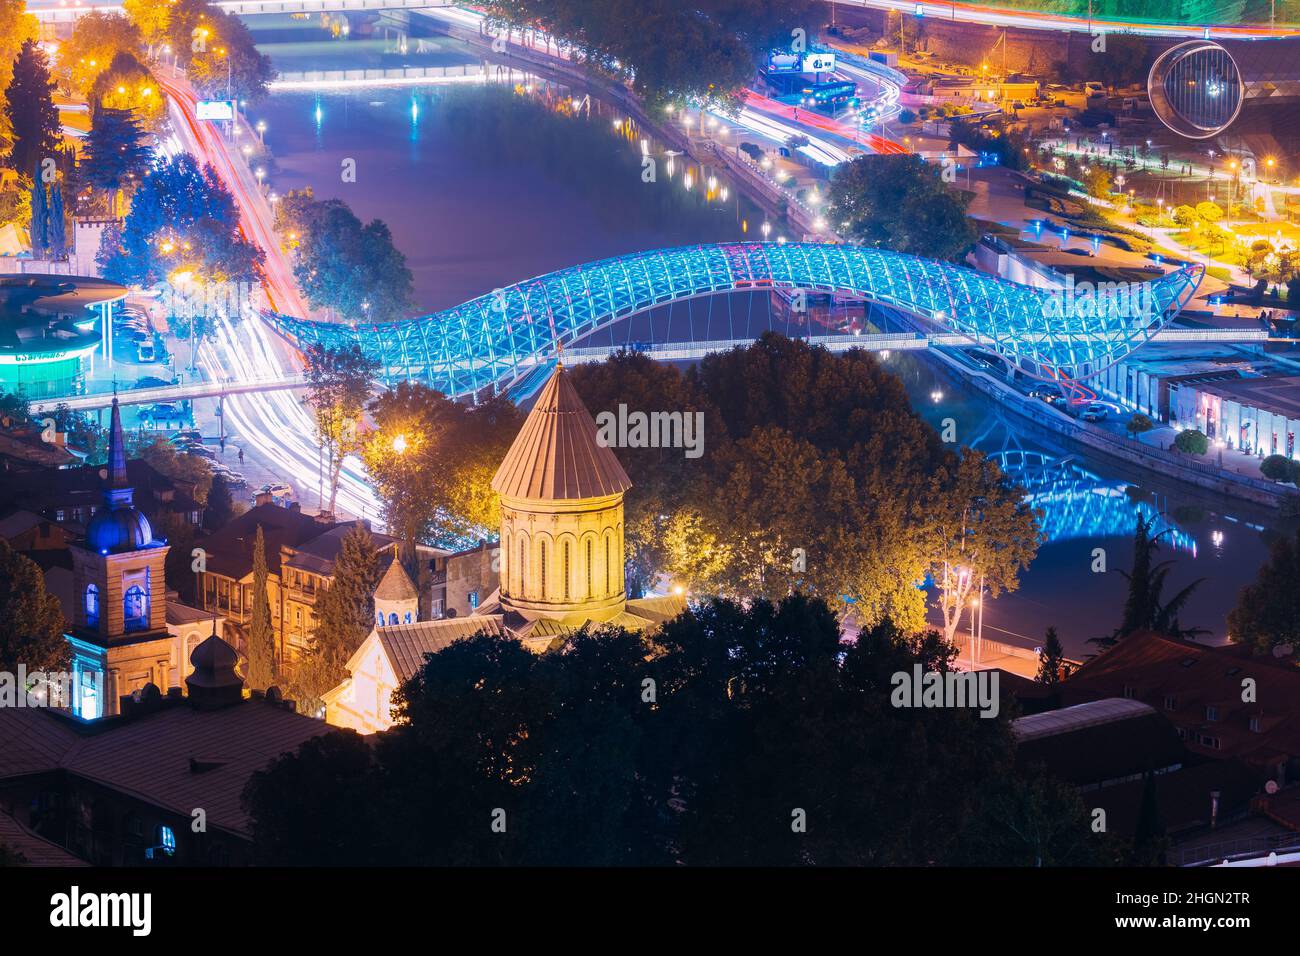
[995,450,1197,555]
[972,405,1198,555]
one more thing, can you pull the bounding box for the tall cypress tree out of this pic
[247,524,277,690]
[4,39,61,182]
[29,178,48,256]
[47,180,66,258]
[1036,626,1065,687]
[294,522,380,702]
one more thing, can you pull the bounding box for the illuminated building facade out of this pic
[323,364,685,734]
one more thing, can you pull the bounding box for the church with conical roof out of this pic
[324,364,686,734]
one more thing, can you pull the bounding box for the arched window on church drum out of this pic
[604,535,611,597]
[518,537,527,598]
[85,584,99,627]
[585,538,593,599]
[539,539,548,599]
[563,541,571,600]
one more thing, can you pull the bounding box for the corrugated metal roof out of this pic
[377,616,505,682]
[491,365,631,501]
[1012,697,1156,742]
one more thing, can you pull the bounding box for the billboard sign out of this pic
[196,100,235,121]
[767,50,802,74]
[802,52,836,73]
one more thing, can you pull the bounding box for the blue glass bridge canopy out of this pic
[264,242,1203,398]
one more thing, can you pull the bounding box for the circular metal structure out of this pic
[1148,40,1245,138]
[265,242,1203,397]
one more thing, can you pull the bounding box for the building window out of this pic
[1200,734,1221,750]
[149,825,176,860]
[388,613,398,625]
[563,542,571,600]
[123,585,148,632]
[604,536,611,596]
[468,591,479,610]
[518,539,526,597]
[585,539,593,597]
[1163,695,1176,710]
[1206,705,1219,722]
[1122,684,1135,699]
[56,509,64,522]
[431,599,443,619]
[403,612,413,624]
[85,584,99,627]
[1250,715,1262,733]
[376,611,385,627]
[539,540,548,598]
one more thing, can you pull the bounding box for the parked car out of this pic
[169,429,204,446]
[133,376,172,390]
[1081,403,1109,422]
[184,443,217,461]
[140,403,184,424]
[136,340,156,363]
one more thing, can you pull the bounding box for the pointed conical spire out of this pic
[106,397,128,490]
[491,364,631,501]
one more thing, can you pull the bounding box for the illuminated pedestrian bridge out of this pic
[264,242,1203,398]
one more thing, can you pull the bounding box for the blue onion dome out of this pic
[85,397,154,554]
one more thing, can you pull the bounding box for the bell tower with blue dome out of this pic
[67,398,172,717]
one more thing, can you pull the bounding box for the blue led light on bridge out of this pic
[264,242,1202,398]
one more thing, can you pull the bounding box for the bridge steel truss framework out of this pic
[264,242,1204,399]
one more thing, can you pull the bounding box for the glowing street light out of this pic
[391,434,408,454]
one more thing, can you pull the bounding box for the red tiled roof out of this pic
[0,701,330,837]
[1062,632,1300,767]
[377,616,505,683]
[0,808,87,866]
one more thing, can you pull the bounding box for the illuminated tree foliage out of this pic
[244,594,1114,866]
[164,0,274,102]
[56,11,143,98]
[361,383,523,558]
[98,153,262,287]
[0,0,39,157]
[828,154,979,262]
[479,0,820,109]
[303,344,380,518]
[274,188,413,323]
[89,51,164,130]
[0,540,70,674]
[570,336,1040,632]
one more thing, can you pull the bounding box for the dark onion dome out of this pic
[84,398,155,554]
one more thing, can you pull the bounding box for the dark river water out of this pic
[252,29,1288,659]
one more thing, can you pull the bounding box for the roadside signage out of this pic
[196,100,235,121]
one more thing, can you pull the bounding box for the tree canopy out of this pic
[568,336,1040,630]
[4,39,60,181]
[480,0,820,110]
[244,593,1112,866]
[98,153,262,287]
[274,188,412,322]
[1227,529,1300,656]
[0,540,70,674]
[828,154,979,262]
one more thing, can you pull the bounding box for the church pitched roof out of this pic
[490,365,631,501]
